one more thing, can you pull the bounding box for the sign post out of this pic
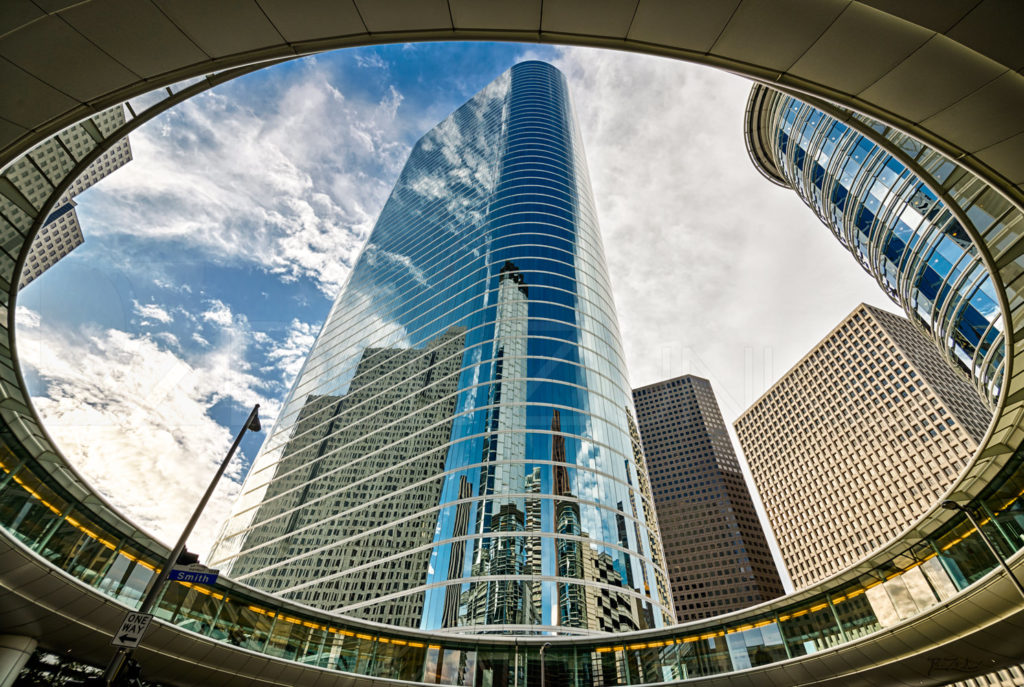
[110,612,153,649]
[101,403,261,685]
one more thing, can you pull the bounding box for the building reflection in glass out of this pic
[226,327,465,626]
[212,62,672,633]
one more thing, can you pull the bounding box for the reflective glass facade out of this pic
[745,86,1010,405]
[210,62,672,634]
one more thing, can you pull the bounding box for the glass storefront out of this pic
[3,432,1024,683]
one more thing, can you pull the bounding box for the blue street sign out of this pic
[168,568,219,585]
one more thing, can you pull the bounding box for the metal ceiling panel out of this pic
[542,0,638,38]
[449,0,542,32]
[30,0,89,11]
[947,0,1024,72]
[152,0,284,59]
[0,118,26,150]
[922,71,1024,154]
[711,0,848,73]
[0,0,44,39]
[0,15,138,102]
[352,0,452,34]
[627,0,741,54]
[859,34,1007,123]
[257,0,366,43]
[61,0,210,78]
[0,58,78,131]
[857,0,976,35]
[977,132,1024,187]
[790,3,933,96]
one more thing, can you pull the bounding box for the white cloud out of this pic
[355,53,388,70]
[18,311,271,557]
[265,319,318,385]
[84,61,412,297]
[155,331,180,349]
[15,306,40,329]
[132,300,173,324]
[200,299,234,327]
[153,276,191,294]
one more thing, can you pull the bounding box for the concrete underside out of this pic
[3,1,1023,212]
[2,1,1024,684]
[2,533,1023,686]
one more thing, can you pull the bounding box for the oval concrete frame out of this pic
[1,2,1023,685]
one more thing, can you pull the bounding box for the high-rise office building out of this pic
[745,85,1006,407]
[735,304,991,588]
[211,62,673,634]
[3,105,132,287]
[743,84,1023,687]
[632,375,784,622]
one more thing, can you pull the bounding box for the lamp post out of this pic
[539,641,551,687]
[103,404,262,685]
[941,500,1024,600]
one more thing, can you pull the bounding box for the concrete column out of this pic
[0,635,37,687]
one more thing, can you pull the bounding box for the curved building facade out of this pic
[745,85,1010,406]
[210,62,672,634]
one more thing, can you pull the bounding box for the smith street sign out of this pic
[111,612,153,648]
[168,564,219,586]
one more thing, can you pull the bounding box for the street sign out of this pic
[168,566,219,585]
[111,612,153,648]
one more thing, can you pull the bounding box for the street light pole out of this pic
[941,500,1024,600]
[539,642,551,687]
[102,404,262,685]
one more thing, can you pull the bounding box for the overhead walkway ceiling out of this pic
[2,1,1023,208]
[1,2,1024,685]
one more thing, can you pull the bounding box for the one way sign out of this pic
[111,612,153,648]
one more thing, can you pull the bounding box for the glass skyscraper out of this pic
[745,85,1008,406]
[211,62,673,635]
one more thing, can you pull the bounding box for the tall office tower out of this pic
[211,62,673,634]
[632,375,784,622]
[3,105,132,287]
[735,304,991,588]
[745,85,1006,407]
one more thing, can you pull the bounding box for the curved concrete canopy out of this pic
[3,522,1023,686]
[1,2,1024,685]
[1,0,1023,211]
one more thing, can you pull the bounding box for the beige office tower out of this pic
[2,105,132,287]
[735,303,992,589]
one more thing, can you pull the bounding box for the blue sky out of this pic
[15,42,896,563]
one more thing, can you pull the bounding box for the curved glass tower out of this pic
[211,62,673,634]
[745,85,1009,405]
